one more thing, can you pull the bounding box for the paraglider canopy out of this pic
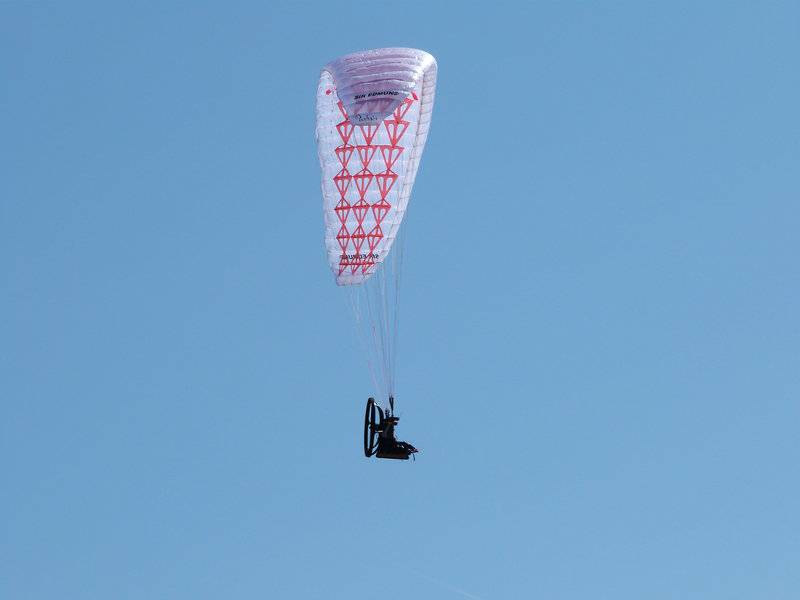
[316,47,437,287]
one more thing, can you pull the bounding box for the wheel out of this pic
[363,398,379,457]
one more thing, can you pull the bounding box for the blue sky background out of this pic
[2,2,799,599]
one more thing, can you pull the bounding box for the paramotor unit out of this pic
[363,397,418,460]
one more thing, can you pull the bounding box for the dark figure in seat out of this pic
[364,397,418,460]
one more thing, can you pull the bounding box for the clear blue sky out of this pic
[2,2,799,599]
